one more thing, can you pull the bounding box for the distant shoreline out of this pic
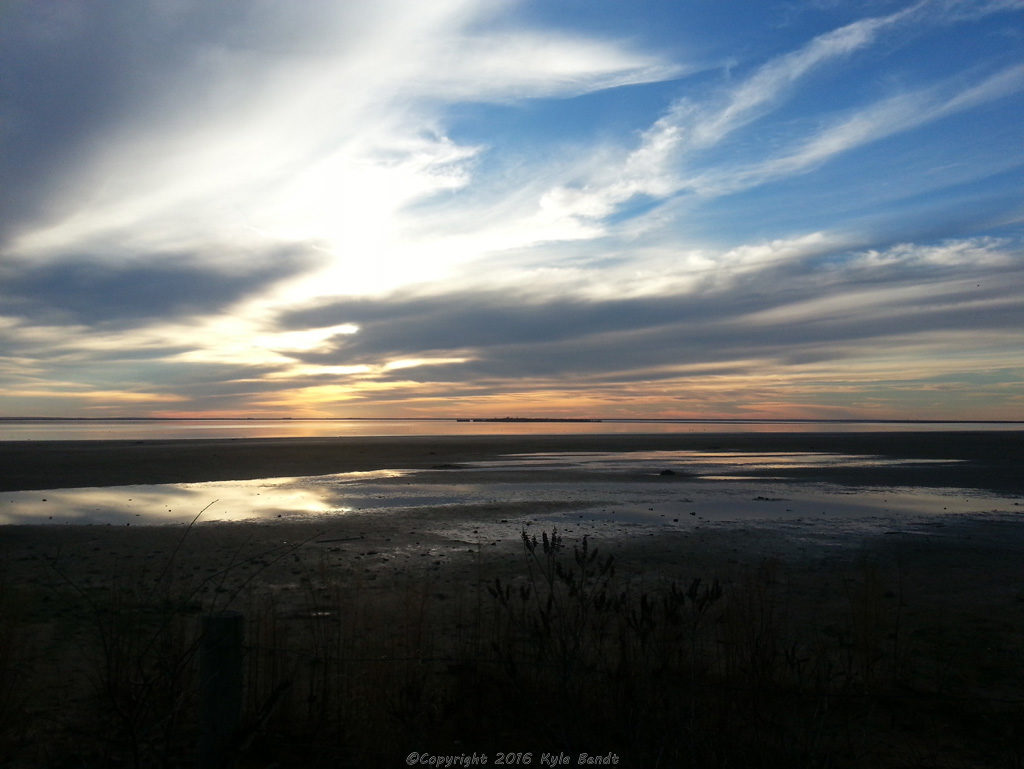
[456,417,603,423]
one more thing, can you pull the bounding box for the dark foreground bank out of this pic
[2,510,1024,768]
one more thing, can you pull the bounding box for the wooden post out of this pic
[198,611,244,769]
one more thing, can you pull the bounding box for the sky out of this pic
[1,0,1022,421]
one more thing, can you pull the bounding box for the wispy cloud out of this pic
[690,63,1024,195]
[690,3,920,146]
[517,3,1023,239]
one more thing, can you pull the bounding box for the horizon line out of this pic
[2,416,1022,424]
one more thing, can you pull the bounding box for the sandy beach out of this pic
[1,431,1023,767]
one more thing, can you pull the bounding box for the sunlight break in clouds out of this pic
[0,0,1022,419]
[4,2,676,268]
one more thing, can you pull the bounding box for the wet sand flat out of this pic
[2,430,1022,583]
[2,430,1023,492]
[2,430,1021,597]
[1,430,1021,640]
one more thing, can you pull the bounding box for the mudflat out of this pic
[2,430,1022,492]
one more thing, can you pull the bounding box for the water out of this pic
[2,448,1019,529]
[2,417,1021,441]
[469,449,964,478]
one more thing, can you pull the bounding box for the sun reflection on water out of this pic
[1,470,408,525]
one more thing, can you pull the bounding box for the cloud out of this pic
[694,64,1024,195]
[270,238,1023,389]
[411,31,683,102]
[689,4,920,147]
[925,0,1024,22]
[0,245,316,326]
[1,0,680,264]
[516,7,1024,240]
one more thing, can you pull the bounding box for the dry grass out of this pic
[1,524,1023,768]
